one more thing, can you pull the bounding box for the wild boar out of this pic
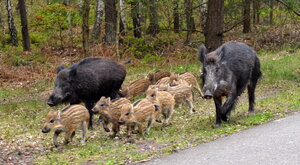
[199,41,262,126]
[47,57,129,129]
[92,97,131,137]
[178,72,204,98]
[118,98,159,136]
[148,70,171,84]
[158,81,195,114]
[146,85,175,126]
[155,76,171,86]
[42,105,90,147]
[120,78,150,100]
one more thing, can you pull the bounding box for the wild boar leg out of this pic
[85,102,95,129]
[53,131,61,147]
[112,123,120,137]
[213,97,222,126]
[103,118,110,132]
[81,121,87,145]
[64,130,74,144]
[220,85,237,121]
[186,97,195,114]
[248,81,258,114]
[70,131,76,142]
[138,124,144,136]
[146,118,154,135]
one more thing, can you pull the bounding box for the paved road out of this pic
[142,112,300,165]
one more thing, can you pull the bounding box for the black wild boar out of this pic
[47,57,128,129]
[199,41,262,126]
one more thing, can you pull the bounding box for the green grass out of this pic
[0,48,299,164]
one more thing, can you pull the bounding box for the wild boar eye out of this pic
[50,120,55,123]
[99,104,105,107]
[151,94,156,97]
[125,113,130,116]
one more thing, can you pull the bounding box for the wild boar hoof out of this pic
[155,119,162,123]
[248,111,255,115]
[213,123,221,128]
[104,128,110,132]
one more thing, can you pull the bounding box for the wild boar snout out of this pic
[118,120,125,125]
[204,90,213,99]
[42,127,51,133]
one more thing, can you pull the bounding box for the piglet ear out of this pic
[107,97,111,105]
[56,65,65,73]
[198,44,207,64]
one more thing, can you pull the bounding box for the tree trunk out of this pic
[130,0,142,38]
[204,0,224,52]
[0,12,5,47]
[120,0,127,34]
[5,0,18,46]
[92,0,104,41]
[243,0,251,33]
[0,0,5,48]
[269,0,273,25]
[200,0,207,30]
[173,0,180,33]
[105,0,117,44]
[252,0,256,25]
[184,0,193,43]
[18,0,30,51]
[82,0,90,56]
[147,0,159,37]
[116,0,120,58]
[255,0,260,24]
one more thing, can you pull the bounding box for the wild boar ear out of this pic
[198,44,207,64]
[69,67,77,78]
[56,65,65,74]
[107,97,111,105]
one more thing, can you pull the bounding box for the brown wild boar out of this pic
[118,98,159,136]
[146,85,175,126]
[42,105,89,147]
[179,72,204,98]
[92,97,131,137]
[159,81,195,114]
[169,72,204,98]
[120,78,150,99]
[148,70,171,84]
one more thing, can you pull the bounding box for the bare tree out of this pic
[92,0,104,41]
[5,0,18,46]
[0,2,5,47]
[253,0,260,24]
[184,0,193,43]
[120,0,127,33]
[243,0,251,33]
[18,0,30,51]
[116,0,120,58]
[204,0,224,52]
[130,0,142,38]
[200,0,207,30]
[147,0,159,37]
[173,0,180,33]
[105,0,117,44]
[82,0,90,56]
[269,0,274,25]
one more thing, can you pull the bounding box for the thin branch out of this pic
[159,28,203,33]
[191,2,207,10]
[222,17,247,34]
[274,0,300,16]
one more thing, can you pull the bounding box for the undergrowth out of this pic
[0,48,299,164]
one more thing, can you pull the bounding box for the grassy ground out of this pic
[0,48,299,164]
